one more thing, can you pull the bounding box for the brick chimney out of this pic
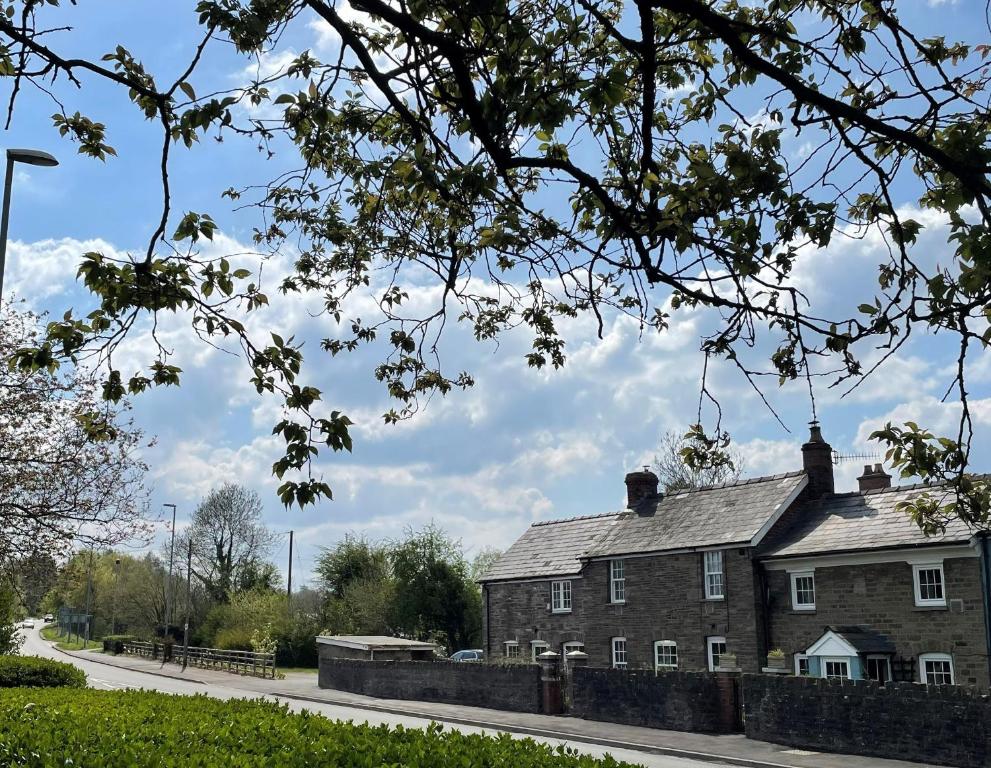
[858,463,892,492]
[801,422,834,498]
[625,467,659,511]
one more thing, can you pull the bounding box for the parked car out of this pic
[450,649,485,662]
[43,614,53,623]
[21,619,34,629]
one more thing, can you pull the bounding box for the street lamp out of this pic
[163,503,177,640]
[111,557,121,636]
[0,148,59,298]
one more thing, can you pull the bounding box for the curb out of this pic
[47,642,205,686]
[270,690,800,768]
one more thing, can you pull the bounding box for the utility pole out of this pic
[286,530,294,610]
[83,550,94,647]
[163,503,177,640]
[182,537,192,671]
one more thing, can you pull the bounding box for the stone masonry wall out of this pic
[765,556,989,688]
[579,549,763,672]
[571,667,733,733]
[485,548,765,672]
[318,657,543,713]
[744,673,991,768]
[483,578,590,660]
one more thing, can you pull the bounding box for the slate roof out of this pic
[760,482,976,559]
[829,626,897,655]
[583,471,808,559]
[476,513,620,583]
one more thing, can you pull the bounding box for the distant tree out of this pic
[470,548,503,583]
[390,525,481,652]
[40,551,170,638]
[10,552,58,616]
[323,577,397,638]
[0,304,151,563]
[653,429,743,493]
[179,484,275,604]
[315,535,390,600]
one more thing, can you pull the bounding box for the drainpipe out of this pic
[484,584,491,657]
[756,560,771,666]
[978,533,991,689]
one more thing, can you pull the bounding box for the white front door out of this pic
[706,636,726,671]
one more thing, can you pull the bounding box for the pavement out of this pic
[24,628,945,768]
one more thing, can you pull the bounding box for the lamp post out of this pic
[163,503,177,640]
[0,148,59,299]
[111,557,121,636]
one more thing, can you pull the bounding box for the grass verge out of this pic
[39,625,101,651]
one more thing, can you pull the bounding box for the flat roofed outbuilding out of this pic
[316,635,438,661]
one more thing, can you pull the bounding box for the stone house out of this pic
[479,425,991,689]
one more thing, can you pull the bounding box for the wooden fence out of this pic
[121,641,276,679]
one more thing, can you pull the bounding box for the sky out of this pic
[2,0,990,587]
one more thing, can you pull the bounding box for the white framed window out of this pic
[530,640,549,662]
[703,550,725,600]
[563,641,584,656]
[562,640,584,668]
[865,655,891,684]
[706,636,726,671]
[790,571,816,611]
[609,560,626,603]
[919,653,954,685]
[504,641,520,659]
[551,580,572,613]
[611,637,627,668]
[913,564,946,607]
[794,653,810,676]
[822,658,851,680]
[654,640,678,670]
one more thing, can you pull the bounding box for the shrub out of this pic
[0,656,86,688]
[0,688,635,767]
[102,634,139,654]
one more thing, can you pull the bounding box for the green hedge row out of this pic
[0,688,638,767]
[0,656,87,689]
[101,635,139,654]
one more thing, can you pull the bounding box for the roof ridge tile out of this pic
[530,511,621,527]
[669,469,806,496]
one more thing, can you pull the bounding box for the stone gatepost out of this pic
[713,664,743,733]
[537,650,563,715]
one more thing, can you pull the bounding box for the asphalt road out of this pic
[18,624,730,768]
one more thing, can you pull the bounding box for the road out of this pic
[18,625,728,768]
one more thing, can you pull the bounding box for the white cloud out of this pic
[4,236,118,302]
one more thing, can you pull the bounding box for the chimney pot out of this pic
[858,462,892,492]
[625,469,659,512]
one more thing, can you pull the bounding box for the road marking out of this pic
[89,678,128,690]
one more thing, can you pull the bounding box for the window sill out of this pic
[913,604,948,611]
[609,600,626,606]
[550,609,572,614]
[791,607,816,614]
[702,596,725,602]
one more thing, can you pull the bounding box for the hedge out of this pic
[102,634,139,654]
[0,656,87,689]
[0,688,637,767]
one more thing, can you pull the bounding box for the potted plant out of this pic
[717,652,738,669]
[766,648,787,670]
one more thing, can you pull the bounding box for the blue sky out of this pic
[3,0,990,585]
